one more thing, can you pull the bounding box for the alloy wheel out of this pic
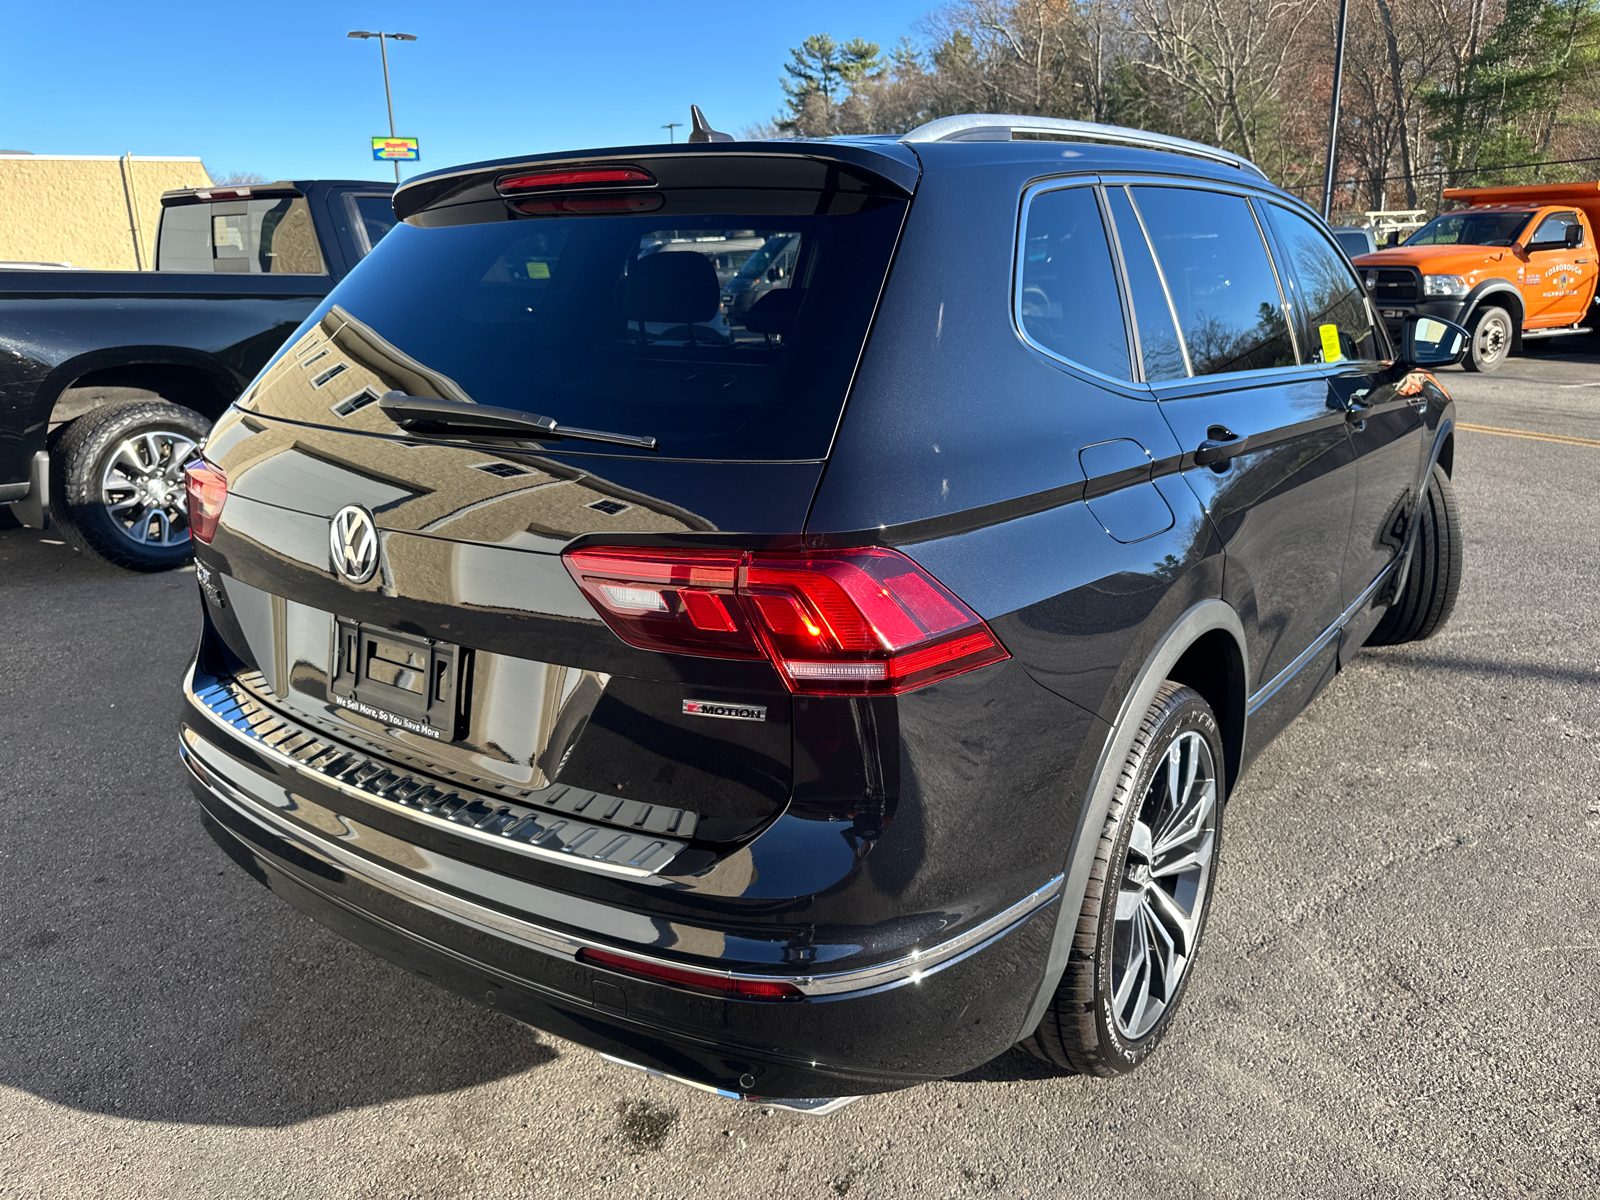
[99,429,197,548]
[1110,729,1218,1041]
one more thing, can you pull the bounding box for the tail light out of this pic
[577,946,802,1001]
[563,546,1009,696]
[183,460,227,544]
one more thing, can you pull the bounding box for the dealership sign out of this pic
[371,137,420,161]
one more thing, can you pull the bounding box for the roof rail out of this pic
[901,114,1268,180]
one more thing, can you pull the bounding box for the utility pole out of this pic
[662,122,683,144]
[348,31,417,184]
[1321,0,1350,221]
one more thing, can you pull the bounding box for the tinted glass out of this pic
[1271,206,1382,364]
[348,194,397,255]
[1106,187,1188,381]
[1405,211,1531,247]
[1332,229,1373,258]
[1528,211,1582,248]
[1131,187,1296,376]
[255,199,906,460]
[157,197,324,274]
[1018,187,1132,380]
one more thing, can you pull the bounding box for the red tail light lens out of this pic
[563,546,1009,695]
[561,547,758,659]
[183,459,227,544]
[496,167,655,193]
[578,947,802,1001]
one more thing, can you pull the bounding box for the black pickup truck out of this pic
[0,178,394,569]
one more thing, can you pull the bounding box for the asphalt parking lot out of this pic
[2,349,1598,1200]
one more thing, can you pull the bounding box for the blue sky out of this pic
[3,1,935,183]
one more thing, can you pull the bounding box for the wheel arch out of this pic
[1014,598,1248,1042]
[32,349,242,448]
[1462,283,1524,350]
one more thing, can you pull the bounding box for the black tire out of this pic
[1462,305,1512,373]
[1366,463,1463,646]
[49,400,211,571]
[1020,682,1225,1076]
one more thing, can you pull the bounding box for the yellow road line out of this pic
[1458,421,1600,450]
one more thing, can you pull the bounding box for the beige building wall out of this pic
[0,154,213,270]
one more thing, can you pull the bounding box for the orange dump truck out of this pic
[1352,180,1600,371]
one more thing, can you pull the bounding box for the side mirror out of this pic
[1566,223,1584,248]
[1402,314,1471,368]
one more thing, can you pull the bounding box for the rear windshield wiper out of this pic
[378,393,658,451]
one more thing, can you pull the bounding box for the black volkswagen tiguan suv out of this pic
[178,114,1467,1107]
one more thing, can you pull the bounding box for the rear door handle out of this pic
[1193,425,1242,467]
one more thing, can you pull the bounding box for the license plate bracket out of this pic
[330,618,465,739]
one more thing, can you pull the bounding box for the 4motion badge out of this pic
[683,700,767,722]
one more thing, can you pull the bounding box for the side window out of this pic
[1528,211,1582,250]
[1270,205,1383,364]
[1105,187,1188,381]
[345,193,398,256]
[1017,186,1133,381]
[1130,187,1297,376]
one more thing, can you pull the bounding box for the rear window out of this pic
[157,197,325,274]
[262,196,906,460]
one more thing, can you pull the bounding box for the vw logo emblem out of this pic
[329,505,379,584]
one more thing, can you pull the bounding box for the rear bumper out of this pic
[179,671,1061,1098]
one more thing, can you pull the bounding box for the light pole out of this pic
[662,122,682,144]
[1320,0,1350,220]
[348,30,417,184]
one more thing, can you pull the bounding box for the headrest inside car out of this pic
[623,252,720,325]
[743,288,804,337]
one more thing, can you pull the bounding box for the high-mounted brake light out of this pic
[496,167,655,194]
[563,546,1010,696]
[183,459,227,544]
[577,947,803,1001]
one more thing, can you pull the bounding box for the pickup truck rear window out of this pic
[273,197,907,460]
[158,197,325,274]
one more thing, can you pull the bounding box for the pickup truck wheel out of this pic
[49,400,211,571]
[1366,464,1463,646]
[1463,305,1512,372]
[1019,682,1224,1076]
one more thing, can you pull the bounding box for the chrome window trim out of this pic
[1246,196,1303,364]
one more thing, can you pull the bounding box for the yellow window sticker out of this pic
[1318,323,1343,363]
[526,261,551,279]
[1416,318,1445,342]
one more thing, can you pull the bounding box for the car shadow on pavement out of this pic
[0,528,561,1127]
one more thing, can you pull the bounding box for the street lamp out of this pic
[348,31,417,184]
[662,122,683,144]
